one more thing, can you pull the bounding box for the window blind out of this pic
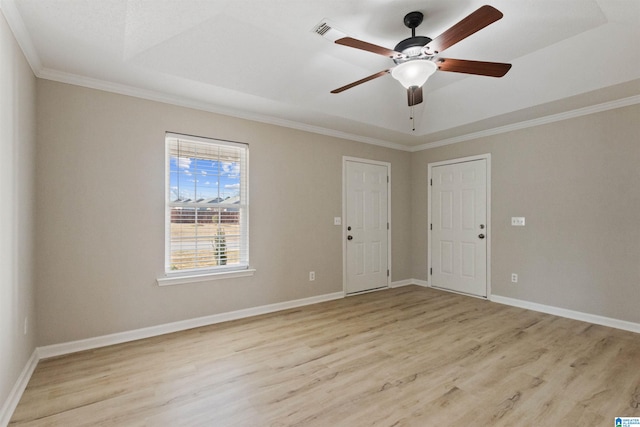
[166,133,249,273]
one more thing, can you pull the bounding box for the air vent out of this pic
[314,22,331,36]
[311,19,347,42]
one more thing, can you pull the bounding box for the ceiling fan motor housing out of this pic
[394,36,432,59]
[394,11,433,63]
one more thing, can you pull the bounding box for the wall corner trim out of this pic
[490,294,640,334]
[0,348,38,427]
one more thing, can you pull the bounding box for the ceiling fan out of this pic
[330,5,512,107]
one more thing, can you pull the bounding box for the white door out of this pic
[430,159,487,297]
[344,160,389,294]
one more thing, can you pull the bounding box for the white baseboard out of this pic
[391,279,429,288]
[5,289,639,426]
[411,278,429,287]
[390,279,429,288]
[401,283,639,334]
[0,349,38,427]
[490,294,640,334]
[2,291,344,424]
[390,279,412,288]
[38,291,344,359]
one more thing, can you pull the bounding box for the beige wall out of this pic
[0,10,37,414]
[4,18,637,357]
[35,80,412,346]
[412,104,640,323]
[33,79,640,346]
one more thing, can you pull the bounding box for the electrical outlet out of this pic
[511,217,525,226]
[333,217,341,226]
[511,273,518,283]
[309,271,315,281]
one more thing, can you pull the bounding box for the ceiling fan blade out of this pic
[424,5,503,55]
[331,69,390,94]
[407,86,423,106]
[335,37,405,60]
[436,58,511,77]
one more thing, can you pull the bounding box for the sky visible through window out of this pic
[169,155,240,203]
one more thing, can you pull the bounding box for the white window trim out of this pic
[159,132,251,285]
[157,268,256,286]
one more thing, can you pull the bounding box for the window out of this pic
[165,133,249,277]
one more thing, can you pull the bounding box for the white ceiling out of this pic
[2,0,640,149]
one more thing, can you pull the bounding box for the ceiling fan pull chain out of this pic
[410,106,415,131]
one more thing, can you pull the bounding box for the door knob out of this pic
[478,234,485,239]
[347,235,353,240]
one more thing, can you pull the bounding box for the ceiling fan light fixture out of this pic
[391,60,437,89]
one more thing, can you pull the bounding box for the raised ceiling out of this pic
[2,0,639,149]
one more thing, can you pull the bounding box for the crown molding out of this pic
[0,0,42,73]
[23,69,640,157]
[410,94,640,152]
[36,66,640,155]
[4,2,638,154]
[1,0,408,152]
[37,67,412,152]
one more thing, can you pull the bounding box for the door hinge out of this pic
[430,268,432,275]
[387,222,389,230]
[387,269,390,277]
[430,179,432,186]
[430,223,432,230]
[387,175,389,183]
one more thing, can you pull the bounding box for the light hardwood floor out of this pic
[10,286,640,426]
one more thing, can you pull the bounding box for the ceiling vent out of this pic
[311,19,347,42]
[314,22,331,36]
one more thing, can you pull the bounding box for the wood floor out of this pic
[10,286,640,426]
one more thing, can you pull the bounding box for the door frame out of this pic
[427,154,491,298]
[342,157,392,295]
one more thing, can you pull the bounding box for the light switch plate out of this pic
[511,217,525,226]
[334,217,341,226]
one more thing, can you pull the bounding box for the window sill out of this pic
[157,268,256,286]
